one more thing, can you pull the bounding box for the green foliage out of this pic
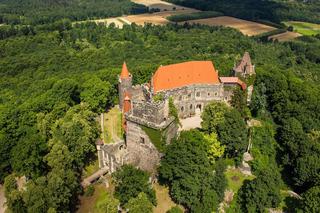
[167,11,223,22]
[4,174,26,212]
[166,206,183,213]
[153,93,164,102]
[0,0,148,25]
[203,132,225,165]
[230,88,250,119]
[167,0,320,24]
[169,97,181,126]
[159,130,226,212]
[124,192,153,213]
[95,191,120,213]
[237,169,282,212]
[80,76,114,113]
[201,102,228,133]
[141,126,165,152]
[84,185,95,197]
[297,186,320,213]
[112,165,156,206]
[202,102,248,162]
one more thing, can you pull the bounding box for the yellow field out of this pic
[126,9,197,26]
[184,16,276,36]
[269,31,302,42]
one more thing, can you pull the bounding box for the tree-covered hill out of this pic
[0,0,148,25]
[166,0,320,24]
[0,23,320,211]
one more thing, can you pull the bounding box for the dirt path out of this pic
[0,185,6,213]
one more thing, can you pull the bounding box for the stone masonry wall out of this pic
[126,120,161,173]
[162,84,224,118]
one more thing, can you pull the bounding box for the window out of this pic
[179,95,182,101]
[140,137,145,144]
[181,106,184,112]
[188,93,191,99]
[190,104,193,110]
[215,92,218,96]
[196,92,200,97]
[207,93,211,97]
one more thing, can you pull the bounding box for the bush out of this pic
[167,206,183,213]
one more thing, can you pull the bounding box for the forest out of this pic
[0,1,320,210]
[166,0,320,24]
[0,0,147,25]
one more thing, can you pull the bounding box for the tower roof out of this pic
[152,61,220,93]
[120,62,130,79]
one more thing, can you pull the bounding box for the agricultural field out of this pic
[132,0,190,11]
[269,31,302,42]
[125,8,197,26]
[283,21,320,36]
[183,16,276,36]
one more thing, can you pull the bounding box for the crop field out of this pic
[126,9,197,26]
[283,21,320,36]
[269,31,302,42]
[184,16,276,36]
[131,0,191,11]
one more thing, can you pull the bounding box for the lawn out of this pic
[283,21,320,36]
[102,106,123,144]
[153,183,183,213]
[77,184,108,213]
[225,168,255,193]
[82,158,99,179]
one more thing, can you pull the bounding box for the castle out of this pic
[97,52,255,174]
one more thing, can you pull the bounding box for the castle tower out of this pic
[122,92,131,131]
[119,62,132,109]
[233,52,255,76]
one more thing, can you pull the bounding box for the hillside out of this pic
[0,0,148,25]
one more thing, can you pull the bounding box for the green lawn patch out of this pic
[142,126,166,152]
[225,168,255,193]
[103,106,123,144]
[283,21,320,36]
[82,158,99,179]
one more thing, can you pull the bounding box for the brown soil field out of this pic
[126,9,197,26]
[269,31,302,42]
[184,16,276,36]
[132,0,193,11]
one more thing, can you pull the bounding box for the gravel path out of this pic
[0,184,6,213]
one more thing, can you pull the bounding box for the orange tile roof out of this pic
[152,61,220,93]
[219,77,247,90]
[120,62,130,79]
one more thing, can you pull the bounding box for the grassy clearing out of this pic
[283,21,320,36]
[225,168,255,193]
[153,183,182,213]
[82,158,99,178]
[103,106,123,144]
[77,184,107,213]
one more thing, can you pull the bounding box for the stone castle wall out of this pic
[126,120,162,173]
[160,84,224,118]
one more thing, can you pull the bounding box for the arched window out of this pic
[190,104,193,110]
[196,92,201,97]
[181,106,184,112]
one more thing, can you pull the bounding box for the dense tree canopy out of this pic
[159,130,226,212]
[112,165,156,206]
[0,19,320,211]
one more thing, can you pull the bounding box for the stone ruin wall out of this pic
[131,101,167,124]
[125,120,162,174]
[162,84,224,118]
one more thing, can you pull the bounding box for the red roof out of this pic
[219,77,247,90]
[120,62,130,79]
[152,61,220,93]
